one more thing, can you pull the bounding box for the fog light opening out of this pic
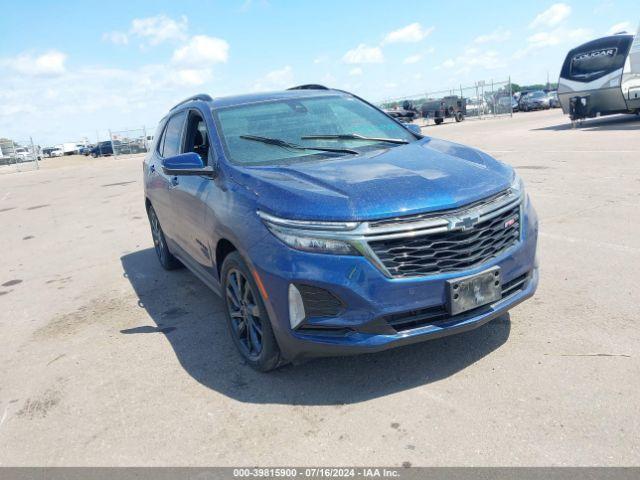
[288,284,306,329]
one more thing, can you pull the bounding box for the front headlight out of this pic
[257,211,361,255]
[510,173,525,199]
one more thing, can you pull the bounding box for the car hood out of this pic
[231,137,514,222]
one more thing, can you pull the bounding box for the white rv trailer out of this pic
[558,24,640,120]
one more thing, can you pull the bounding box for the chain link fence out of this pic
[0,137,40,173]
[108,127,151,158]
[380,78,513,126]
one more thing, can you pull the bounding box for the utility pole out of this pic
[546,71,550,90]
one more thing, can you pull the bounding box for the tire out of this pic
[221,252,282,372]
[435,118,444,125]
[91,152,97,158]
[147,205,182,270]
[455,111,464,122]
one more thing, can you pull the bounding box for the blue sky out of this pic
[0,0,637,144]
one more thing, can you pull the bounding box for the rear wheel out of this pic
[455,111,464,122]
[147,205,182,270]
[435,118,444,125]
[221,252,282,371]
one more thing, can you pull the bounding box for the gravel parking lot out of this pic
[0,109,638,466]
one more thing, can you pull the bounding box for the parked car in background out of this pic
[465,99,490,116]
[60,143,80,155]
[14,147,30,160]
[547,91,560,108]
[496,96,518,113]
[112,140,146,155]
[520,91,550,111]
[42,147,55,157]
[79,145,94,156]
[90,141,114,157]
[43,147,64,157]
[143,86,538,371]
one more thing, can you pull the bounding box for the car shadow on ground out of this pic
[533,113,640,131]
[121,248,511,405]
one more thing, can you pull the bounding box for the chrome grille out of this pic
[367,200,521,278]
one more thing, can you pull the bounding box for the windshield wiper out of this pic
[239,135,358,155]
[301,133,409,145]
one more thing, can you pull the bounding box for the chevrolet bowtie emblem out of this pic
[451,214,480,231]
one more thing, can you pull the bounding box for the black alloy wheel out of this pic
[147,205,181,270]
[221,252,282,371]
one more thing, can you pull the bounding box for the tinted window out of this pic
[162,111,187,157]
[213,95,416,166]
[561,35,633,82]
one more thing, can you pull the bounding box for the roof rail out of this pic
[171,94,213,110]
[287,84,329,91]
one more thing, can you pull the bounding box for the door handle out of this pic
[149,164,156,173]
[170,176,179,188]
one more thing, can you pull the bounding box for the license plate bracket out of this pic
[446,267,502,316]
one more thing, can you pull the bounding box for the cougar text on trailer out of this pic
[558,24,640,122]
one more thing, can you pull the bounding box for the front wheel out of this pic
[221,252,282,371]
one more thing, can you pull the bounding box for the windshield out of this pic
[213,94,416,166]
[530,91,546,98]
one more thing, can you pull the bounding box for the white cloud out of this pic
[608,22,632,35]
[474,28,511,44]
[438,48,505,74]
[403,54,422,64]
[348,67,363,76]
[313,55,328,64]
[102,31,129,45]
[342,44,384,64]
[529,3,571,29]
[266,65,293,84]
[1,50,67,77]
[440,58,455,69]
[172,35,229,67]
[528,27,590,48]
[383,23,434,44]
[171,68,212,86]
[253,65,294,91]
[130,14,188,45]
[513,27,591,59]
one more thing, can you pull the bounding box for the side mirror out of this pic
[404,123,422,135]
[162,152,216,177]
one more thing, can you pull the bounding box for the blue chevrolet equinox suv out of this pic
[143,85,538,371]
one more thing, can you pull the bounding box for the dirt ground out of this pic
[0,109,639,466]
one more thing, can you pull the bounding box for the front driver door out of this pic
[167,109,215,272]
[153,110,187,247]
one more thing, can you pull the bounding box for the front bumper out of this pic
[247,198,539,362]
